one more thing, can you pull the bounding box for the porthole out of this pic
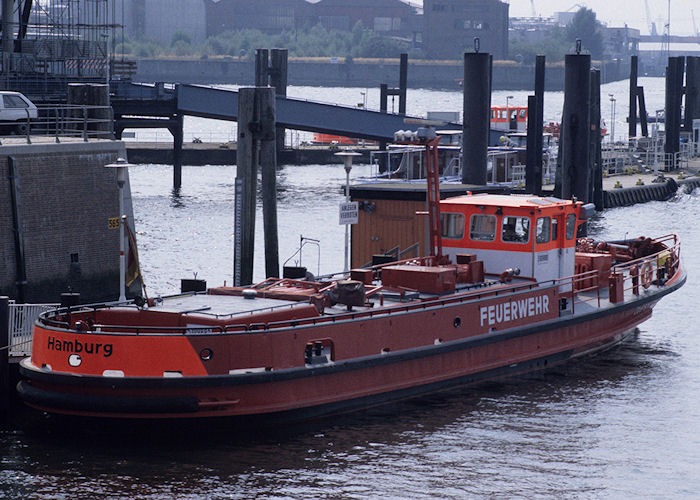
[200,348,214,361]
[453,317,462,328]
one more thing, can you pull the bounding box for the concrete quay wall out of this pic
[0,140,131,303]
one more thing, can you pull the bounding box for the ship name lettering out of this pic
[479,295,549,327]
[47,336,113,357]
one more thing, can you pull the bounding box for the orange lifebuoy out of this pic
[641,262,653,289]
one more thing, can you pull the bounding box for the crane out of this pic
[693,9,699,38]
[644,0,657,36]
[530,0,536,18]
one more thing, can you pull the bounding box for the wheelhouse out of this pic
[491,106,528,132]
[440,194,585,282]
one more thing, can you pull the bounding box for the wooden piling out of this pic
[629,55,638,138]
[258,87,280,279]
[234,87,279,285]
[0,296,9,420]
[560,53,591,201]
[235,88,258,286]
[462,51,492,186]
[255,49,269,87]
[270,48,288,154]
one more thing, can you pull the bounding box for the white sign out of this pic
[339,201,359,225]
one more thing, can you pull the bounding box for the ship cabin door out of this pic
[439,196,579,282]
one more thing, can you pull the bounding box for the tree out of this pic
[565,8,604,60]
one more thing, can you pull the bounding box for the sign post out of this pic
[335,151,362,273]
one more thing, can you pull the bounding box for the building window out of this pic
[374,17,392,32]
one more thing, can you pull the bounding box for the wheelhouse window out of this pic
[501,216,530,243]
[441,212,465,239]
[566,214,576,240]
[469,214,496,241]
[551,218,558,241]
[536,217,551,243]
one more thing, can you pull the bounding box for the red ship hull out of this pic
[16,190,686,421]
[18,281,676,420]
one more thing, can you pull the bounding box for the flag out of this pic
[125,221,142,287]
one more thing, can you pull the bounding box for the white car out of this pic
[0,91,37,134]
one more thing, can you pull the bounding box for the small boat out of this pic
[17,137,685,421]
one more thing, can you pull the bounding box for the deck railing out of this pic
[33,236,681,338]
[8,301,59,357]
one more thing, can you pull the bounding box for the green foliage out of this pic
[170,31,192,47]
[507,9,606,64]
[127,23,410,59]
[173,40,193,57]
[509,26,567,64]
[115,41,133,56]
[564,8,604,59]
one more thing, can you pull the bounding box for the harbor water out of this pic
[2,81,700,498]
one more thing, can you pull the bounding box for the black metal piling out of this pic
[526,95,538,194]
[629,55,638,138]
[684,56,700,136]
[171,113,184,190]
[462,51,492,185]
[638,86,649,137]
[378,54,408,172]
[559,52,591,201]
[533,55,545,195]
[665,57,685,169]
[398,53,408,115]
[590,69,603,209]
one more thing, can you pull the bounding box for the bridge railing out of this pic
[0,105,114,143]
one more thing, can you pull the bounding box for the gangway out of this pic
[112,82,468,143]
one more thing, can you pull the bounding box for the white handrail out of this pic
[8,301,59,357]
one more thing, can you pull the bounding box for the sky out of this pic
[411,1,699,37]
[507,0,697,36]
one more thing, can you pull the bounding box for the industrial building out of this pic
[422,0,509,59]
[205,0,419,40]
